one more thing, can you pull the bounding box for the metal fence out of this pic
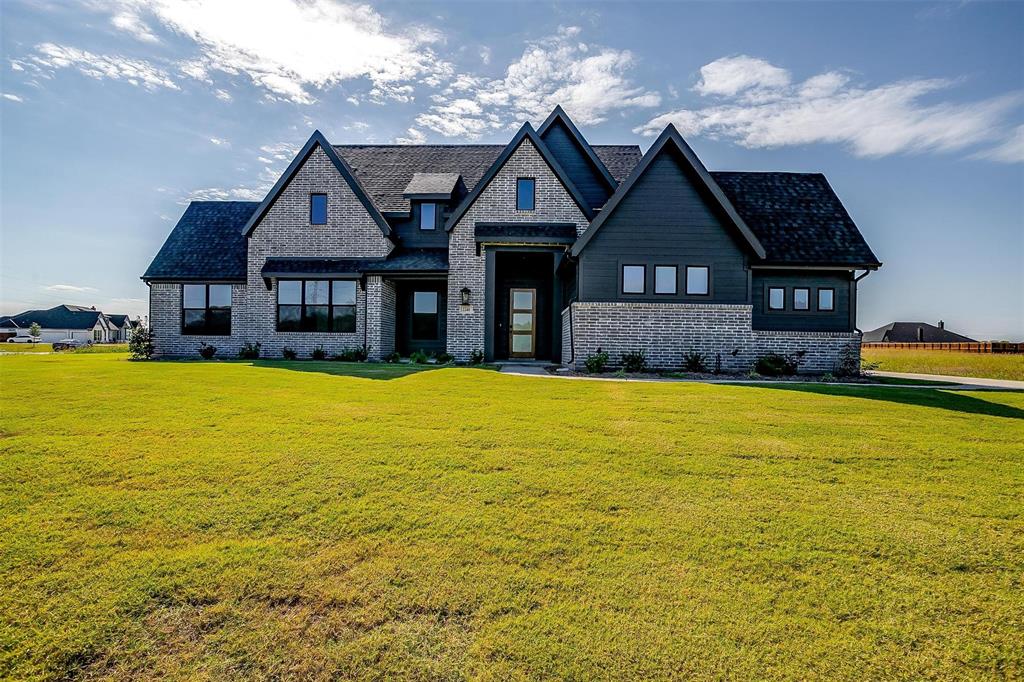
[862,342,1023,354]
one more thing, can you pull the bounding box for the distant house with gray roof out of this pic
[863,321,975,344]
[0,305,114,343]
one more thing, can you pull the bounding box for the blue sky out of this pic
[1,0,1021,339]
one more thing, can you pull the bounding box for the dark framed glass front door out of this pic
[509,288,536,358]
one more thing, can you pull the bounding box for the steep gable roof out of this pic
[143,201,257,281]
[241,130,392,239]
[572,125,766,259]
[537,105,617,210]
[444,122,594,231]
[0,305,102,330]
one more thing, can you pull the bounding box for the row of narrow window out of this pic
[767,286,834,312]
[621,264,709,296]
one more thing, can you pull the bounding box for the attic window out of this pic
[516,178,535,211]
[420,203,436,230]
[310,194,328,224]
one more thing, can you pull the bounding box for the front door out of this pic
[509,288,536,358]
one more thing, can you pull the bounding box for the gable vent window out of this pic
[516,178,535,211]
[420,203,436,230]
[182,284,231,336]
[310,193,328,225]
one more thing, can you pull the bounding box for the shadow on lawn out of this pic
[739,382,1024,420]
[245,360,499,381]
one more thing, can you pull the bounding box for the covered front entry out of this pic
[488,250,562,361]
[394,279,447,356]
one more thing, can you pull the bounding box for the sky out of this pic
[1,0,1021,340]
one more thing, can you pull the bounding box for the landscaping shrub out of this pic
[583,348,609,373]
[755,353,798,376]
[434,352,454,364]
[834,345,862,377]
[621,349,648,373]
[384,351,401,363]
[281,347,298,360]
[311,345,326,361]
[198,343,217,360]
[409,349,430,365]
[128,326,154,360]
[469,349,485,365]
[333,345,369,362]
[681,351,708,373]
[238,342,261,360]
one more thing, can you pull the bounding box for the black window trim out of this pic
[684,264,711,297]
[310,193,328,225]
[767,286,786,311]
[621,263,646,295]
[817,287,836,312]
[410,290,441,341]
[181,283,232,336]
[793,286,811,311]
[516,177,536,212]
[276,278,358,333]
[653,264,678,296]
[419,202,437,230]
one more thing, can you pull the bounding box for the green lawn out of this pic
[1,353,1021,680]
[862,347,1024,381]
[0,343,53,353]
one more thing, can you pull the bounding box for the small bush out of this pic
[621,349,648,373]
[128,326,155,360]
[311,345,326,361]
[435,352,454,364]
[333,345,369,362]
[755,353,798,376]
[384,351,401,363]
[282,347,298,360]
[198,342,217,360]
[820,372,836,383]
[409,349,430,365]
[681,351,708,373]
[238,342,261,360]
[469,349,485,365]
[584,348,609,373]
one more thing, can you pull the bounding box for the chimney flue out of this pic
[938,320,944,329]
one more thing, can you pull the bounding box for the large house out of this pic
[0,304,115,343]
[143,106,881,372]
[863,321,975,343]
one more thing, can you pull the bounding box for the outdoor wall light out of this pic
[460,287,471,305]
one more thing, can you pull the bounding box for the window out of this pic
[818,288,835,311]
[622,265,645,294]
[182,284,231,335]
[516,178,535,211]
[412,291,439,340]
[276,279,357,333]
[685,266,710,295]
[310,193,327,224]
[768,287,785,311]
[419,202,436,230]
[793,287,810,311]
[654,266,677,295]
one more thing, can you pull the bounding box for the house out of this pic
[106,314,139,342]
[143,106,881,372]
[863,321,975,343]
[0,304,114,343]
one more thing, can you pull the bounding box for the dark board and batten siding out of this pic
[540,120,611,211]
[388,202,451,249]
[577,149,750,304]
[751,271,854,333]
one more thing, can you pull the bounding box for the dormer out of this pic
[403,173,464,231]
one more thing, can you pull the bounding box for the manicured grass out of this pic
[1,353,1021,680]
[862,347,1024,381]
[0,343,52,353]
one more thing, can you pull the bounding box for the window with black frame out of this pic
[182,283,231,335]
[276,279,357,333]
[411,291,439,340]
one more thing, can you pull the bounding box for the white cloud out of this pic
[416,26,660,140]
[28,43,178,90]
[44,284,97,293]
[2,93,24,102]
[479,46,492,65]
[10,61,25,72]
[213,88,232,101]
[111,10,160,43]
[108,0,449,104]
[394,127,426,145]
[636,56,1023,160]
[209,137,228,146]
[973,124,1024,163]
[185,186,266,202]
[259,142,301,162]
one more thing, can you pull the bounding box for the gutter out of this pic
[852,269,872,333]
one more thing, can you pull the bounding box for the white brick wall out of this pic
[365,275,397,359]
[446,138,588,361]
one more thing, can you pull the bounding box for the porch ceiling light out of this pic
[460,287,471,305]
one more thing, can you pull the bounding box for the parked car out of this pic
[52,339,90,351]
[6,336,42,343]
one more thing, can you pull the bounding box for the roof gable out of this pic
[241,130,391,239]
[444,122,594,231]
[143,201,257,281]
[537,106,617,210]
[572,125,766,259]
[0,305,101,330]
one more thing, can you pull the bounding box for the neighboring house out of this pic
[143,106,881,372]
[106,314,138,342]
[863,321,975,343]
[0,304,113,343]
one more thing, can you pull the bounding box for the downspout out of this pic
[362,276,368,352]
[852,270,871,333]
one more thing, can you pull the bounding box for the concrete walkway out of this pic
[867,370,1024,391]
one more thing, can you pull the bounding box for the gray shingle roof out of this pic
[335,144,642,213]
[711,172,880,267]
[403,173,461,197]
[863,322,975,343]
[0,305,102,330]
[143,201,258,281]
[261,248,448,278]
[106,314,132,328]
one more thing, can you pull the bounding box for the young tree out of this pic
[28,322,41,342]
[128,326,155,360]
